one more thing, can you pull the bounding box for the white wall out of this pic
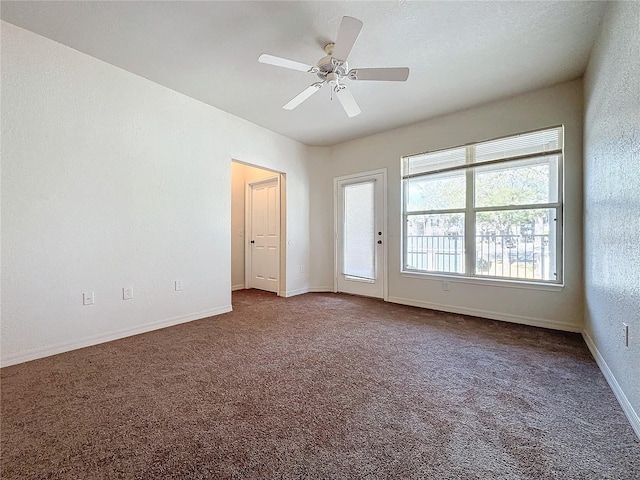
[310,80,584,331]
[307,146,334,292]
[583,1,640,436]
[1,22,311,366]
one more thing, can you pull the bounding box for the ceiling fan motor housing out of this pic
[317,43,348,80]
[317,56,348,80]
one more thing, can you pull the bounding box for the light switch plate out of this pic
[83,292,94,305]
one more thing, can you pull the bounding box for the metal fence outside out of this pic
[406,234,551,280]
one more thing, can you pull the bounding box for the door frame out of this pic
[333,168,388,301]
[245,174,282,295]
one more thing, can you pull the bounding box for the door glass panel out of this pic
[343,181,375,280]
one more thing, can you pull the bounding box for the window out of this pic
[402,126,563,283]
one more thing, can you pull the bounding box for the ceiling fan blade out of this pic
[335,85,361,117]
[283,82,324,110]
[348,67,410,82]
[259,54,317,73]
[331,16,363,62]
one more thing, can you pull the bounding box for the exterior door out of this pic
[247,177,280,293]
[335,170,386,298]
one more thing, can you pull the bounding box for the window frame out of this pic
[401,126,564,285]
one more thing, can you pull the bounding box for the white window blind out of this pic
[343,181,376,280]
[403,126,563,176]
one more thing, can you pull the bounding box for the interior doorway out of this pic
[231,161,285,296]
[246,176,280,293]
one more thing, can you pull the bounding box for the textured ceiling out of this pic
[1,1,605,146]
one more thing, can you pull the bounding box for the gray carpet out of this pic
[1,289,638,479]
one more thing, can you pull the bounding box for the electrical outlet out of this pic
[83,292,94,305]
[175,280,183,291]
[623,323,629,348]
[443,282,450,291]
[123,287,133,300]
[300,265,304,273]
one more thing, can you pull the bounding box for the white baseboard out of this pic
[231,284,245,291]
[308,286,333,293]
[283,286,333,297]
[283,287,309,297]
[582,330,640,440]
[387,296,582,332]
[0,305,232,368]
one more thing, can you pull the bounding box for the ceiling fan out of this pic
[258,16,410,117]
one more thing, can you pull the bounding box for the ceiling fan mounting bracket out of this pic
[331,57,347,73]
[334,83,347,94]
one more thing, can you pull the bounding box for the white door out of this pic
[335,171,386,298]
[247,177,280,293]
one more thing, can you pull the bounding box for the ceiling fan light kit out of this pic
[258,16,410,117]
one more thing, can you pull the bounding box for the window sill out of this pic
[400,270,564,292]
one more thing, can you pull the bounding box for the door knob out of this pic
[250,240,255,244]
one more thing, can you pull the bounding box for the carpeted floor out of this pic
[1,289,638,479]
